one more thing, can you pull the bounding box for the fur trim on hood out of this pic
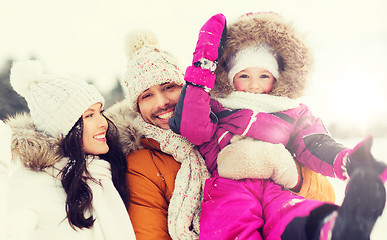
[212,12,312,99]
[5,103,143,170]
[104,100,143,156]
[6,113,63,170]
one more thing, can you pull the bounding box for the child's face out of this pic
[233,67,275,94]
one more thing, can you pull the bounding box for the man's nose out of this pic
[155,92,170,108]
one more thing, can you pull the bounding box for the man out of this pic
[106,29,210,240]
[106,29,336,240]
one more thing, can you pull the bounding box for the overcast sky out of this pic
[1,0,387,129]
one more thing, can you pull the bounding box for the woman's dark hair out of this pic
[60,115,129,229]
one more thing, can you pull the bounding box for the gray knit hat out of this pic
[10,60,105,138]
[122,29,184,112]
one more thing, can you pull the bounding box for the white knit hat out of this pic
[10,60,105,138]
[122,29,184,111]
[227,45,279,82]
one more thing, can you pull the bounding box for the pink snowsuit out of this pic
[169,84,347,239]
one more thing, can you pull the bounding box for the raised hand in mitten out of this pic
[185,13,227,90]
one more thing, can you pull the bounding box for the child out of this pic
[170,13,387,240]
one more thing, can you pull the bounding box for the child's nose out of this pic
[250,78,263,90]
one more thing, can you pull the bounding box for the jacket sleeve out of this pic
[7,207,40,239]
[285,104,347,177]
[169,83,217,146]
[239,104,347,177]
[126,148,180,240]
[1,121,12,237]
[0,121,12,180]
[7,167,40,240]
[169,83,234,173]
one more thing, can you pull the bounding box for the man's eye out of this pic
[164,84,175,91]
[142,93,152,99]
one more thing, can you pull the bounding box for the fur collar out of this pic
[214,91,300,113]
[6,113,63,170]
[104,100,143,156]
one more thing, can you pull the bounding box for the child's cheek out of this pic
[263,81,274,93]
[234,81,245,91]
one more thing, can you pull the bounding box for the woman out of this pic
[3,60,136,239]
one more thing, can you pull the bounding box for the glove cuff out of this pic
[333,149,351,180]
[193,58,217,72]
[184,66,215,90]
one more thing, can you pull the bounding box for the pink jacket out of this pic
[170,83,348,177]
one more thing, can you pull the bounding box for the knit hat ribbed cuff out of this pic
[30,78,105,137]
[122,31,184,112]
[228,45,279,81]
[10,61,105,138]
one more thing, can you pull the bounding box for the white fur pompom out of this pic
[10,60,44,96]
[124,29,158,59]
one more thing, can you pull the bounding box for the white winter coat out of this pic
[1,114,135,240]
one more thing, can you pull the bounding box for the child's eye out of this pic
[260,74,269,79]
[85,113,93,118]
[239,74,249,78]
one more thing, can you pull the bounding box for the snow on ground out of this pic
[330,137,387,240]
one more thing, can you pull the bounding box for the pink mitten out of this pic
[185,13,227,90]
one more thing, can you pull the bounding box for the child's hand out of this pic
[185,13,227,90]
[192,13,227,65]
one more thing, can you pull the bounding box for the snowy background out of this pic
[2,0,387,131]
[1,0,387,239]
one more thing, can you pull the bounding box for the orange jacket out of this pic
[126,138,335,240]
[126,138,180,240]
[296,163,336,203]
